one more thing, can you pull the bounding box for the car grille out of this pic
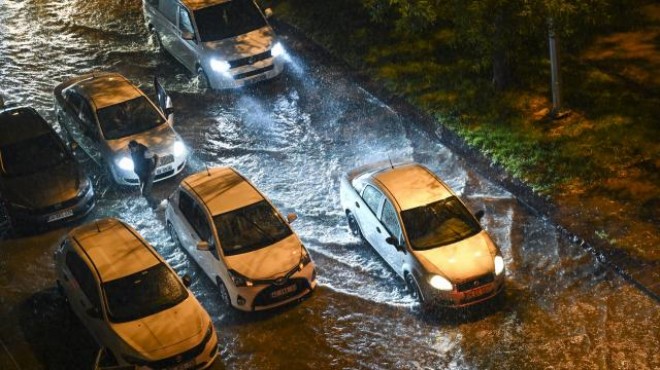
[253,278,309,308]
[159,154,174,166]
[456,273,494,292]
[233,65,274,80]
[147,334,209,369]
[229,50,272,68]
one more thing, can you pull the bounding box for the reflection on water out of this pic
[0,1,658,369]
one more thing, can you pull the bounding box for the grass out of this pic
[274,0,660,259]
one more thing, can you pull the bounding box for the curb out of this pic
[273,19,660,303]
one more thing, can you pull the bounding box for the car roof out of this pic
[70,218,161,282]
[182,167,264,215]
[180,0,231,10]
[71,73,144,110]
[0,107,51,146]
[372,163,454,211]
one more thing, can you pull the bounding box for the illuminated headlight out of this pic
[228,270,253,287]
[494,255,505,275]
[429,275,453,291]
[173,141,186,157]
[271,42,286,58]
[210,59,230,73]
[116,157,134,171]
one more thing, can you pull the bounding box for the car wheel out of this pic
[196,67,211,91]
[216,277,232,307]
[405,272,424,305]
[167,222,182,248]
[346,211,365,241]
[151,29,164,52]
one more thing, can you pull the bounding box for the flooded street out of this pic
[0,1,658,369]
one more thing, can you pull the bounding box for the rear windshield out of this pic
[96,97,164,140]
[103,263,188,322]
[401,196,481,250]
[194,2,267,42]
[213,200,292,256]
[0,134,70,177]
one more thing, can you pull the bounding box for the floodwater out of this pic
[0,1,658,369]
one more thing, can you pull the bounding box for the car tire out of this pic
[405,272,424,305]
[346,211,365,242]
[152,29,164,53]
[196,67,211,91]
[167,221,182,248]
[216,277,232,307]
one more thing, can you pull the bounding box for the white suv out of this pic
[54,217,219,369]
[165,167,317,311]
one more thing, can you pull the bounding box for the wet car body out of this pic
[143,0,286,89]
[53,72,187,186]
[54,217,219,369]
[340,161,505,308]
[0,105,94,231]
[166,167,317,311]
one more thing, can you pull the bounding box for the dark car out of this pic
[0,105,95,233]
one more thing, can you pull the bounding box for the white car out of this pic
[143,0,287,89]
[340,161,505,308]
[54,72,187,186]
[54,217,219,369]
[165,167,317,311]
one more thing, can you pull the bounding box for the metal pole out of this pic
[548,18,562,116]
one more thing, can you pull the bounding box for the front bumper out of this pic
[229,263,317,312]
[8,187,95,229]
[111,157,186,186]
[207,57,284,90]
[423,273,505,308]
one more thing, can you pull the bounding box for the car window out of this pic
[78,100,97,132]
[65,90,83,115]
[380,199,402,240]
[159,0,178,22]
[178,7,194,34]
[190,204,211,242]
[146,0,158,6]
[179,190,195,221]
[0,133,70,177]
[193,2,267,42]
[96,96,165,140]
[362,185,384,215]
[65,251,102,310]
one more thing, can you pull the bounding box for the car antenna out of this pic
[388,155,394,169]
[204,162,211,176]
[95,220,101,233]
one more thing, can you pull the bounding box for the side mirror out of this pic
[197,240,210,251]
[181,31,195,41]
[475,209,485,221]
[286,213,298,223]
[386,236,406,253]
[86,307,102,319]
[182,274,192,287]
[163,107,174,117]
[264,8,273,18]
[69,140,79,151]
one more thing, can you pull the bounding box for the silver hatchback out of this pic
[143,0,287,89]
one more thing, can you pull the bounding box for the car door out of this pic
[157,0,180,55]
[356,185,391,263]
[63,91,103,164]
[172,6,199,71]
[63,249,109,344]
[154,77,173,123]
[376,198,406,276]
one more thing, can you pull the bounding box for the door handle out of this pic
[376,227,381,233]
[355,201,360,208]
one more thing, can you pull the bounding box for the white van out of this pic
[143,0,287,89]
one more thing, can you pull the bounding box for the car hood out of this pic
[413,231,497,282]
[107,123,179,158]
[202,26,274,61]
[1,160,84,209]
[111,295,207,359]
[224,233,302,280]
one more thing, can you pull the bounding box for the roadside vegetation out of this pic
[273,0,659,260]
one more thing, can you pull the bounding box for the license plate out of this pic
[47,209,74,222]
[156,165,173,175]
[167,360,195,370]
[464,285,491,299]
[271,284,296,298]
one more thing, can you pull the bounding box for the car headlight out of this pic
[271,42,286,58]
[210,59,230,73]
[116,157,134,171]
[494,255,505,275]
[77,180,92,197]
[429,275,453,291]
[300,245,312,267]
[228,270,253,287]
[173,140,186,157]
[203,322,214,345]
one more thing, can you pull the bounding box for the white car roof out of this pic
[69,218,161,282]
[74,73,143,110]
[183,167,263,216]
[372,163,453,211]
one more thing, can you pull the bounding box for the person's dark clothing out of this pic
[130,142,151,182]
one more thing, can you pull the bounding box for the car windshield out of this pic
[0,134,70,177]
[213,200,292,256]
[103,263,188,323]
[400,196,481,250]
[194,2,267,42]
[96,97,164,140]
